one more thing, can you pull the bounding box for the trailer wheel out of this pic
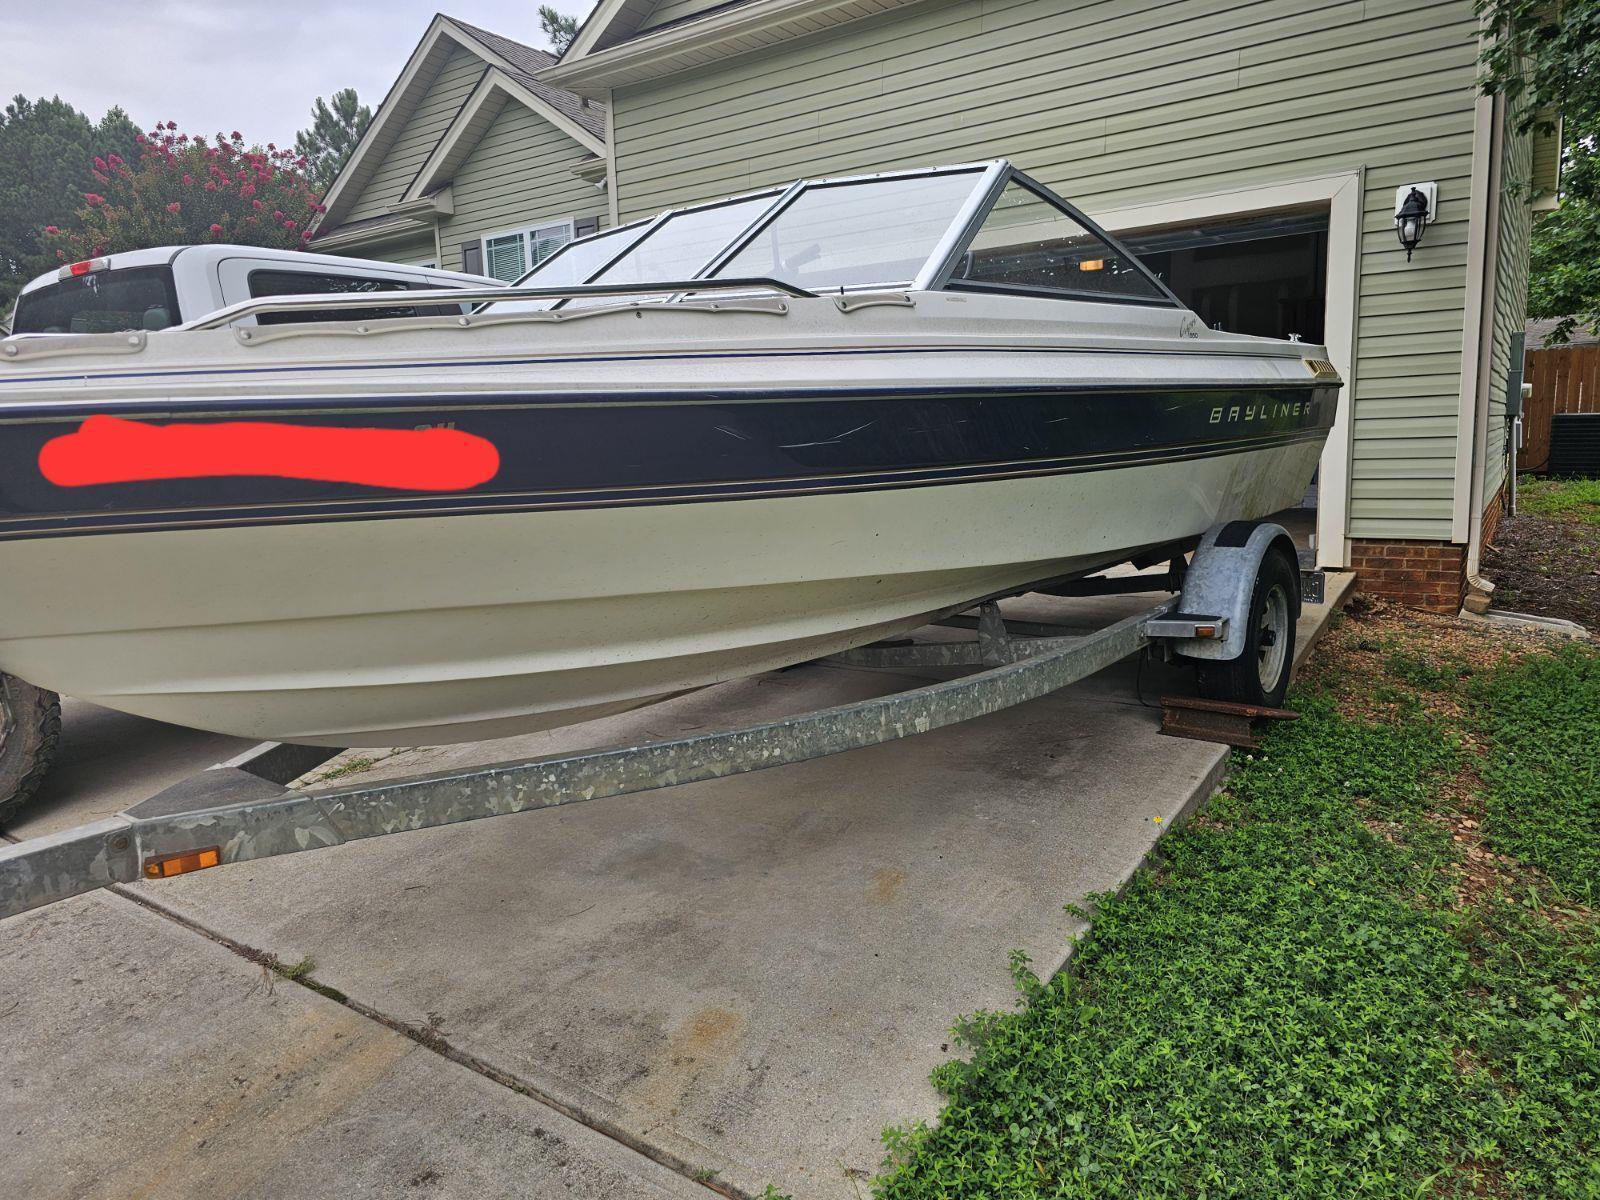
[1194,548,1299,708]
[0,673,61,826]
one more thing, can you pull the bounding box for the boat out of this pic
[0,161,1340,747]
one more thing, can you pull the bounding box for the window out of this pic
[246,270,457,324]
[12,266,181,333]
[481,220,575,283]
[949,181,1170,303]
[713,170,983,290]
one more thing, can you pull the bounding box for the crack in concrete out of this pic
[107,883,741,1200]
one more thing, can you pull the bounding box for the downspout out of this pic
[432,215,444,270]
[1465,92,1506,588]
[604,88,621,227]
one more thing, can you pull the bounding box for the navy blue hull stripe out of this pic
[0,383,1337,541]
[0,429,1328,541]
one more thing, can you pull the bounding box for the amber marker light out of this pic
[1077,258,1105,271]
[143,847,222,878]
[1194,624,1218,638]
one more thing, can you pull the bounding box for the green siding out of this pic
[325,32,609,278]
[346,46,486,222]
[350,232,439,266]
[1482,104,1533,505]
[438,102,610,273]
[637,0,732,32]
[611,0,1487,542]
[1529,107,1561,202]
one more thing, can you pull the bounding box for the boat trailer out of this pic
[0,522,1316,923]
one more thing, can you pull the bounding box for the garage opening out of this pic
[1119,207,1332,556]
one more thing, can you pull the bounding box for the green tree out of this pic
[294,88,372,194]
[539,4,579,53]
[1478,0,1600,343]
[40,122,321,261]
[0,96,139,310]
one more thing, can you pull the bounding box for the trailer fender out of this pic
[1161,521,1300,662]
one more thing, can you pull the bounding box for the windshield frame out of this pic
[496,159,1182,307]
[935,167,1183,307]
[501,163,1001,308]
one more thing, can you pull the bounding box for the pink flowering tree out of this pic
[41,122,324,261]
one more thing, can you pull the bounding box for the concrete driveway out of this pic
[2,579,1350,1200]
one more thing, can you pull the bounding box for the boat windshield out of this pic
[707,172,983,290]
[483,161,1174,310]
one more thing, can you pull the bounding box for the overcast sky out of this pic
[1,1,596,151]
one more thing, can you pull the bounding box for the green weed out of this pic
[875,636,1600,1199]
[1473,646,1600,902]
[1516,476,1600,525]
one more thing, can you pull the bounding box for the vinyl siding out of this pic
[610,0,1486,541]
[637,0,734,32]
[1482,104,1534,504]
[1529,107,1561,203]
[437,102,610,274]
[348,232,439,266]
[346,45,486,222]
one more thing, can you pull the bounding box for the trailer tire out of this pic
[1194,548,1299,708]
[0,673,61,826]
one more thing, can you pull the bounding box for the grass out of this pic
[1515,475,1600,525]
[874,608,1599,1199]
[1474,646,1600,902]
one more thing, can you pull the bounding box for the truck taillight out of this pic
[59,257,109,280]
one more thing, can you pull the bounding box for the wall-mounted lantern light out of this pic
[1394,183,1438,261]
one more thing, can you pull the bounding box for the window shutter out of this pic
[574,216,600,239]
[460,241,483,275]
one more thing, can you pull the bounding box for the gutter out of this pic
[540,0,921,96]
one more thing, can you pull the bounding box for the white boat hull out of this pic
[0,436,1319,745]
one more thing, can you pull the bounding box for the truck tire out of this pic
[0,673,61,826]
[1194,548,1299,708]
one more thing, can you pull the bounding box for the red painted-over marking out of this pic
[38,415,500,491]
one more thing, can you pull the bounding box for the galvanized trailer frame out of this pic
[0,597,1179,922]
[0,521,1311,923]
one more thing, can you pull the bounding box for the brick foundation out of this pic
[1347,539,1468,614]
[1481,483,1505,549]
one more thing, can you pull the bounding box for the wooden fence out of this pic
[1522,343,1600,472]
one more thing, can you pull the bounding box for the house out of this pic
[535,0,1559,613]
[309,14,608,281]
[1526,317,1600,351]
[325,1,1559,614]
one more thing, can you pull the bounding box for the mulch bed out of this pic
[1481,511,1600,632]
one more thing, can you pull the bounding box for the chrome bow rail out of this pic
[182,277,820,331]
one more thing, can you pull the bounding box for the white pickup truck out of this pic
[8,243,497,335]
[0,246,503,821]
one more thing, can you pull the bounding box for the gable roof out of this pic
[545,0,924,95]
[315,13,604,234]
[447,17,604,139]
[401,67,604,204]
